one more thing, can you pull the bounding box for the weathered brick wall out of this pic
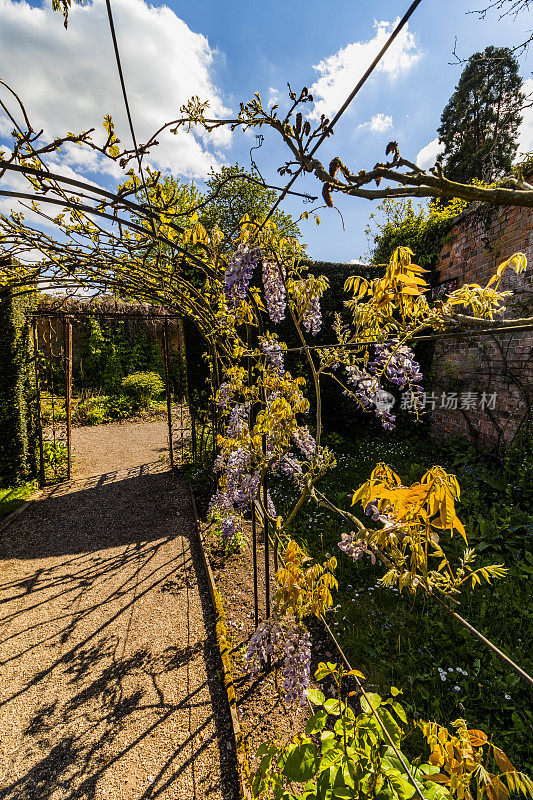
[430,202,533,450]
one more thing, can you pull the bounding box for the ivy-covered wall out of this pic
[0,287,38,486]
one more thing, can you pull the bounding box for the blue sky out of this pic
[0,0,531,263]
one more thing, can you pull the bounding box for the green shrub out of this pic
[0,287,38,485]
[73,396,107,426]
[121,371,165,409]
[104,394,136,420]
[42,440,69,482]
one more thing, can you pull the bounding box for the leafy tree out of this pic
[437,46,524,183]
[201,164,299,250]
[366,197,467,272]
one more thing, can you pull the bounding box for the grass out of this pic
[0,481,37,520]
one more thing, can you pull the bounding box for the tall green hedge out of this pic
[0,287,38,486]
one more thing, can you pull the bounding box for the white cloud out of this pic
[309,19,422,120]
[369,113,393,133]
[268,87,280,109]
[356,112,393,135]
[517,77,533,158]
[416,137,444,171]
[0,0,231,182]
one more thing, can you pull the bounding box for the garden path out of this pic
[0,421,238,800]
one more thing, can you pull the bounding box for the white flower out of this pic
[453,685,461,692]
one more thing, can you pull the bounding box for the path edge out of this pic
[187,482,253,800]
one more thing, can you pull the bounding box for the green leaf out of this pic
[379,709,403,746]
[283,742,320,783]
[307,689,326,706]
[387,771,416,800]
[316,765,337,800]
[324,698,342,716]
[360,692,382,714]
[306,709,328,735]
[392,702,408,725]
[319,742,345,770]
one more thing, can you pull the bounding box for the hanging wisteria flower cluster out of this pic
[262,258,287,323]
[291,425,317,460]
[282,629,312,706]
[208,491,244,553]
[245,615,283,674]
[343,340,424,431]
[244,615,311,707]
[260,335,285,376]
[345,364,397,429]
[338,531,377,564]
[224,244,262,306]
[370,340,425,416]
[302,293,322,336]
[226,402,250,437]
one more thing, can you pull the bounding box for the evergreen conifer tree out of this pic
[438,46,524,183]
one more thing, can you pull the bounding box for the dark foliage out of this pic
[0,285,38,486]
[438,46,524,183]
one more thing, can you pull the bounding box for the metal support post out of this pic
[64,318,72,480]
[162,317,174,468]
[32,319,45,488]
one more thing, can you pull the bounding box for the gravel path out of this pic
[0,422,238,800]
[72,420,171,477]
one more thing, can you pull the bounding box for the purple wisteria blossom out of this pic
[225,447,251,505]
[224,245,261,306]
[282,629,311,706]
[217,381,232,409]
[239,470,260,507]
[291,426,317,460]
[245,617,311,707]
[345,365,396,430]
[244,615,284,674]
[226,402,250,437]
[281,454,303,480]
[338,531,377,564]
[302,294,322,336]
[221,516,240,542]
[370,341,423,390]
[208,490,232,517]
[260,337,285,376]
[262,258,286,323]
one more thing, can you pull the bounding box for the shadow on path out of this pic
[0,463,238,800]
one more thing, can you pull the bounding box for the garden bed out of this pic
[197,510,349,782]
[269,428,533,772]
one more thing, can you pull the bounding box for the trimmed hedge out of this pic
[0,287,38,486]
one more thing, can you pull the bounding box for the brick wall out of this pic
[430,202,533,451]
